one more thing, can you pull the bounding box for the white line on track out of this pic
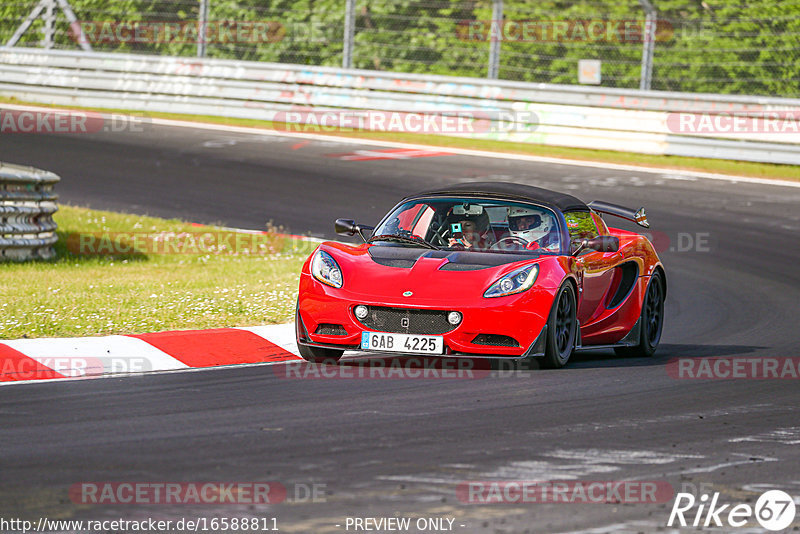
[3,102,800,189]
[148,118,800,189]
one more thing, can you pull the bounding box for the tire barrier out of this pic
[0,161,59,261]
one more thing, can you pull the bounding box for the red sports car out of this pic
[296,182,665,368]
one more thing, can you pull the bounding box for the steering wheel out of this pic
[490,236,529,250]
[431,223,453,247]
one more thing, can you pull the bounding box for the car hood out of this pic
[319,242,556,303]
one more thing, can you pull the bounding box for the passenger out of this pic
[448,207,494,250]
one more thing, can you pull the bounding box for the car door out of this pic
[565,210,618,325]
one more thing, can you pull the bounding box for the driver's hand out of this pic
[448,238,470,249]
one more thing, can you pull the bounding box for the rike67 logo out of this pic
[668,489,796,531]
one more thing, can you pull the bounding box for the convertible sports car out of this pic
[295,182,665,368]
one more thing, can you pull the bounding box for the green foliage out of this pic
[564,211,599,243]
[1,0,797,95]
[0,205,306,339]
[651,0,800,94]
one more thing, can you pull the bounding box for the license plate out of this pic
[360,331,444,354]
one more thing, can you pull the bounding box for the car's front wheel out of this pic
[541,283,577,369]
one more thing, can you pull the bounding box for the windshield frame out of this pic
[371,194,569,255]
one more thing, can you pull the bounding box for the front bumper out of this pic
[297,275,553,359]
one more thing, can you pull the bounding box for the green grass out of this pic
[3,95,800,182]
[1,205,314,339]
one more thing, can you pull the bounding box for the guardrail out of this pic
[1,47,800,165]
[0,162,59,261]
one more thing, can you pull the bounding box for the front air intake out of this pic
[357,306,455,335]
[315,324,348,336]
[472,334,520,347]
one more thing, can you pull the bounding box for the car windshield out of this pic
[370,197,562,254]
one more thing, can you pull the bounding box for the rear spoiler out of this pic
[588,200,649,228]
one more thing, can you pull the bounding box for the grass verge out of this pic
[1,205,313,339]
[2,95,799,182]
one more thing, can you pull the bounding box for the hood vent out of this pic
[371,257,416,268]
[439,262,492,271]
[368,246,426,269]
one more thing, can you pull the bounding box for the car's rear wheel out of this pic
[297,343,343,364]
[541,283,577,369]
[615,271,664,358]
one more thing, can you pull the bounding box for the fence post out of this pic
[197,0,209,58]
[5,0,93,51]
[342,0,356,69]
[638,0,657,90]
[487,0,503,79]
[43,0,55,49]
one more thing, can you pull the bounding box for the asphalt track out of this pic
[2,123,800,533]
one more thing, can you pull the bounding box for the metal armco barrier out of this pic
[0,161,59,261]
[1,48,800,165]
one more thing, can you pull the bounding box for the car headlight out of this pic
[484,264,539,298]
[311,249,343,288]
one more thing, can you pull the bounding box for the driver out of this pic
[507,206,553,249]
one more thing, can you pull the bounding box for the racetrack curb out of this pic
[0,323,300,384]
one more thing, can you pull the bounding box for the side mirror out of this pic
[572,236,619,256]
[335,218,374,243]
[587,235,620,253]
[335,218,357,236]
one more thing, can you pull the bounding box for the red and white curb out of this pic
[0,323,301,384]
